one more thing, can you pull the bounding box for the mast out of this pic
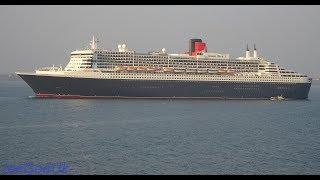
[245,44,250,59]
[90,35,98,50]
[253,44,258,59]
[132,51,135,66]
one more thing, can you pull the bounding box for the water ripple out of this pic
[0,80,320,174]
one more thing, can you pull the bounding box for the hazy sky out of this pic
[0,5,319,77]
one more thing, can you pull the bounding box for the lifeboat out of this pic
[226,69,235,75]
[127,66,138,71]
[115,65,127,71]
[163,67,174,72]
[154,67,163,73]
[186,68,197,73]
[227,69,235,73]
[146,67,156,72]
[197,68,207,73]
[174,68,186,73]
[218,69,227,73]
[217,68,235,75]
[208,68,218,74]
[137,66,147,71]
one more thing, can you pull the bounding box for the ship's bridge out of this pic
[65,49,95,71]
[64,36,100,71]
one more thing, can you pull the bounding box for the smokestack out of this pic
[245,44,250,59]
[253,44,258,59]
[189,39,202,56]
[193,42,206,56]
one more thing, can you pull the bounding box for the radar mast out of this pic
[90,35,99,50]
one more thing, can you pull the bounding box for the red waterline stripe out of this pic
[34,93,273,100]
[35,93,82,99]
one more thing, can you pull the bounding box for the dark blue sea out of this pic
[0,79,320,174]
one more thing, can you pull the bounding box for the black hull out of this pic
[18,74,311,99]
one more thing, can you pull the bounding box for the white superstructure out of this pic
[34,36,311,84]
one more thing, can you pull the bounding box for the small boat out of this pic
[146,67,156,72]
[174,68,186,73]
[186,68,197,73]
[227,69,235,73]
[127,66,138,71]
[137,66,147,71]
[208,68,218,74]
[163,67,174,72]
[197,68,207,73]
[154,67,163,73]
[217,68,235,75]
[270,95,285,101]
[114,65,127,71]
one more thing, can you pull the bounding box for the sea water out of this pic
[0,79,319,174]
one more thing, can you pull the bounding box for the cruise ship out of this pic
[16,36,312,99]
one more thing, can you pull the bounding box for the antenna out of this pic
[253,44,258,59]
[245,44,250,59]
[90,35,98,50]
